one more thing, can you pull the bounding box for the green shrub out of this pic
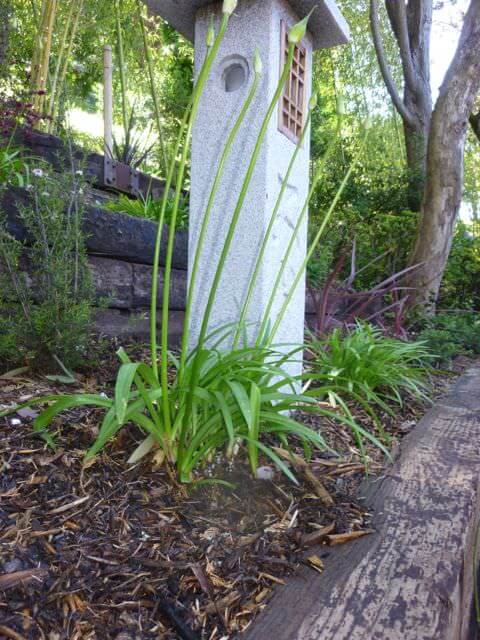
[307,323,432,417]
[438,222,480,310]
[0,163,95,370]
[418,312,480,363]
[34,341,371,484]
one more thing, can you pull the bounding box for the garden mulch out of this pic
[0,342,466,640]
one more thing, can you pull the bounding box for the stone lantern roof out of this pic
[145,0,350,50]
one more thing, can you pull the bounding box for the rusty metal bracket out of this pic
[103,157,140,196]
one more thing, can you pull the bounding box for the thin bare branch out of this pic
[369,0,415,126]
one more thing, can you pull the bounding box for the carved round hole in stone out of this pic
[223,63,247,93]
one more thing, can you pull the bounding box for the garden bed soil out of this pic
[0,342,465,640]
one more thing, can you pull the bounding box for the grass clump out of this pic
[307,323,433,419]
[36,340,362,484]
[105,192,189,229]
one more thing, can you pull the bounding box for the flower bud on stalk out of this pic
[253,48,263,75]
[206,16,215,48]
[288,8,314,45]
[336,94,346,116]
[222,0,237,16]
[309,93,318,110]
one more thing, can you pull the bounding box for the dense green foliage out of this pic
[439,222,480,310]
[417,312,480,364]
[5,0,193,175]
[3,0,479,312]
[0,146,26,186]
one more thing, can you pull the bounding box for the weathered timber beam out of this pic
[242,365,480,640]
[14,128,166,198]
[1,187,189,269]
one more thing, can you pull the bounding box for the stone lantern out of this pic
[146,0,349,373]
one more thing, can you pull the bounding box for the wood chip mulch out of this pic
[0,346,467,640]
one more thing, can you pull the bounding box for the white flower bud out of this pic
[222,0,237,16]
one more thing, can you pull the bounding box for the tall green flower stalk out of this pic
[178,36,297,436]
[193,43,296,356]
[254,116,344,346]
[266,123,371,344]
[146,16,225,383]
[154,7,232,440]
[189,10,313,361]
[136,0,168,177]
[177,13,314,461]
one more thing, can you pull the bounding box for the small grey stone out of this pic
[257,466,275,481]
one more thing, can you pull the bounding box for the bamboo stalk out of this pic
[42,0,58,112]
[115,0,129,136]
[0,0,11,75]
[30,0,40,28]
[32,0,58,114]
[48,0,84,129]
[46,0,75,126]
[30,0,47,104]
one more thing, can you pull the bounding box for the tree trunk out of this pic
[370,0,433,211]
[392,0,433,211]
[402,104,429,211]
[408,0,480,307]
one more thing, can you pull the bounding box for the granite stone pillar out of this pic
[146,0,349,374]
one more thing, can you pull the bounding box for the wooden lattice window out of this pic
[279,20,307,144]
